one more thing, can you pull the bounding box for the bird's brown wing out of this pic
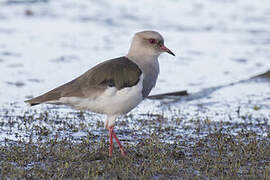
[25,56,142,106]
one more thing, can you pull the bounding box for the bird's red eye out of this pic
[148,39,156,44]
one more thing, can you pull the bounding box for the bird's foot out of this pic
[108,126,127,157]
[120,147,127,156]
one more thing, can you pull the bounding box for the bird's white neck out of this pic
[126,35,161,97]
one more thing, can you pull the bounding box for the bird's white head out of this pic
[127,31,175,59]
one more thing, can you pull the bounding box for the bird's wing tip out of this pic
[24,99,40,106]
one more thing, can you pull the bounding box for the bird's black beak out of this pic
[160,45,175,56]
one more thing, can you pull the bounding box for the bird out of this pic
[25,30,175,156]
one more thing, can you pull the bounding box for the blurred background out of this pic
[0,0,270,130]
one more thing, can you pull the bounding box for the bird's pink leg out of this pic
[109,127,114,157]
[109,126,127,156]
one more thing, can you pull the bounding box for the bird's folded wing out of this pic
[25,56,142,106]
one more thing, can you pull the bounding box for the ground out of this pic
[0,109,269,179]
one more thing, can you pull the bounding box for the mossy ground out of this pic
[0,109,269,179]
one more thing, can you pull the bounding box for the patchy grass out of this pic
[0,109,269,179]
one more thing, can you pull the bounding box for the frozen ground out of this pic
[0,0,270,142]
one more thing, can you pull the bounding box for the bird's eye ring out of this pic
[148,39,156,44]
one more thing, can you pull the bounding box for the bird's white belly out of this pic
[59,75,144,115]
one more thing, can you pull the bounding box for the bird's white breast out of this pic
[58,74,144,115]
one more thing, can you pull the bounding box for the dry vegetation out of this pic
[0,109,269,179]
